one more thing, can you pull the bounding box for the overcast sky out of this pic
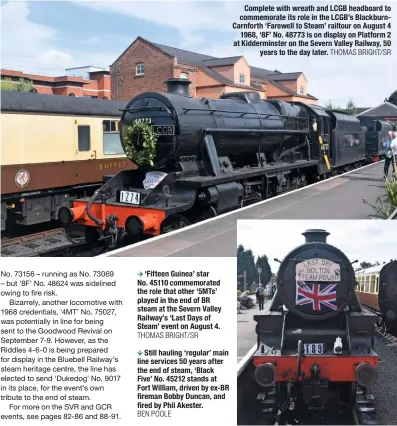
[237,220,397,274]
[1,0,395,107]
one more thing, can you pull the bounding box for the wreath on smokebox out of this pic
[123,121,158,167]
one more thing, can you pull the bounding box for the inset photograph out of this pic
[237,220,397,425]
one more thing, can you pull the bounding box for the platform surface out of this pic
[106,162,386,258]
[237,299,272,363]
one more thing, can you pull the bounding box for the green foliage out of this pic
[360,261,374,269]
[124,121,158,167]
[237,245,272,290]
[1,77,35,92]
[324,98,357,115]
[15,78,35,92]
[363,166,397,218]
[386,90,397,106]
[1,77,16,91]
[256,255,272,287]
[237,290,242,297]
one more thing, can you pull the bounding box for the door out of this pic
[74,119,97,161]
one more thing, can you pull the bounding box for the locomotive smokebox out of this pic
[164,78,191,97]
[302,229,330,244]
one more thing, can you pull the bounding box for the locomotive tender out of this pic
[253,229,379,415]
[60,78,385,246]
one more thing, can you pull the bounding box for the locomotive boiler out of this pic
[253,229,379,416]
[119,78,309,170]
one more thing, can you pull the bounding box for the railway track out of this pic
[0,226,107,257]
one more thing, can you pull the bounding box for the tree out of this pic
[1,77,35,92]
[386,90,397,106]
[1,77,15,91]
[324,99,357,114]
[345,98,358,115]
[237,245,272,290]
[256,255,272,286]
[360,261,373,269]
[237,245,256,290]
[15,78,35,92]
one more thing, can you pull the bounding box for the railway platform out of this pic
[237,298,271,363]
[103,162,386,258]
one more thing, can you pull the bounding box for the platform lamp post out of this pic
[257,267,262,286]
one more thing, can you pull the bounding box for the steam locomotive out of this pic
[253,229,379,417]
[356,260,397,332]
[59,78,393,247]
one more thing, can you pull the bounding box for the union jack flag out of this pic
[296,281,337,311]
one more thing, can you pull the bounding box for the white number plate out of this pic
[120,190,140,205]
[304,343,324,355]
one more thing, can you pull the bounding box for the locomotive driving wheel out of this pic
[161,214,191,234]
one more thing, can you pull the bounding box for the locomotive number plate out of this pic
[120,190,140,205]
[304,343,324,355]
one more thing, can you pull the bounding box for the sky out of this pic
[237,220,397,274]
[0,1,396,107]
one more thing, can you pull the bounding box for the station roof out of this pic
[1,91,127,117]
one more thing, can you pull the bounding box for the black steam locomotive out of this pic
[59,78,392,246]
[252,229,379,418]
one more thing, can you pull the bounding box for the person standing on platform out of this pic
[256,283,265,311]
[384,131,393,179]
[391,132,397,179]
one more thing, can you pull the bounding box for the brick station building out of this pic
[0,66,111,99]
[110,36,318,103]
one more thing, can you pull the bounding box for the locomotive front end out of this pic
[119,78,187,169]
[252,229,379,415]
[58,79,197,247]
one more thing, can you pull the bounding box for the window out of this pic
[239,73,245,84]
[78,126,90,152]
[370,275,376,293]
[103,96,108,100]
[103,120,124,155]
[136,63,144,76]
[365,276,370,293]
[30,88,37,93]
[68,93,76,97]
[300,86,304,95]
[180,72,188,79]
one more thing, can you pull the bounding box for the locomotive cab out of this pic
[253,229,379,416]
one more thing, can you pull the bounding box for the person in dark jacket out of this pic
[256,284,265,310]
[384,131,393,179]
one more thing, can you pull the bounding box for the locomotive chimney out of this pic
[302,229,330,243]
[164,78,191,97]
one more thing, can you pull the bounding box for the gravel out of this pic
[370,336,397,425]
